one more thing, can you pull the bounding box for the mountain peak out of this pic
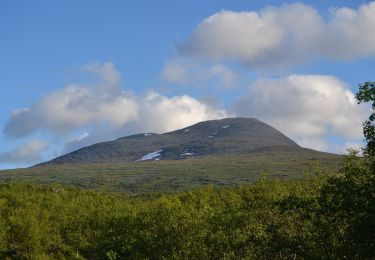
[40,117,299,165]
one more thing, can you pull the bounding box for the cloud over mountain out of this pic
[3,62,228,152]
[235,75,366,151]
[0,140,48,163]
[180,2,375,68]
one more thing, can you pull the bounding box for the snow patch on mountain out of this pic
[181,152,194,156]
[136,150,163,161]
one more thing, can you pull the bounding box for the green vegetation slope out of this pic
[0,146,340,194]
[0,153,373,259]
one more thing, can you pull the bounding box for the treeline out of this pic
[0,152,374,259]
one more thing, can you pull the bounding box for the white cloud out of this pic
[235,75,366,151]
[3,62,228,154]
[180,2,375,67]
[134,92,228,132]
[325,2,375,59]
[162,60,237,88]
[0,140,48,163]
[4,62,139,137]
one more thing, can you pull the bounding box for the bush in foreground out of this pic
[0,154,374,259]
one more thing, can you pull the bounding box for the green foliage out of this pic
[356,81,375,156]
[0,147,340,194]
[0,153,373,259]
[317,151,375,258]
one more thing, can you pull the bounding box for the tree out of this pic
[355,81,375,156]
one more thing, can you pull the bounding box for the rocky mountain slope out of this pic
[40,118,301,165]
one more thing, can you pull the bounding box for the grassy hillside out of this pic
[0,152,373,259]
[0,146,340,194]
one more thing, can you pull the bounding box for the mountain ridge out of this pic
[38,118,304,165]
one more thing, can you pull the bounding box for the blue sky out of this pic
[1,0,374,169]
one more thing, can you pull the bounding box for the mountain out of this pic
[40,118,300,165]
[1,118,341,193]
